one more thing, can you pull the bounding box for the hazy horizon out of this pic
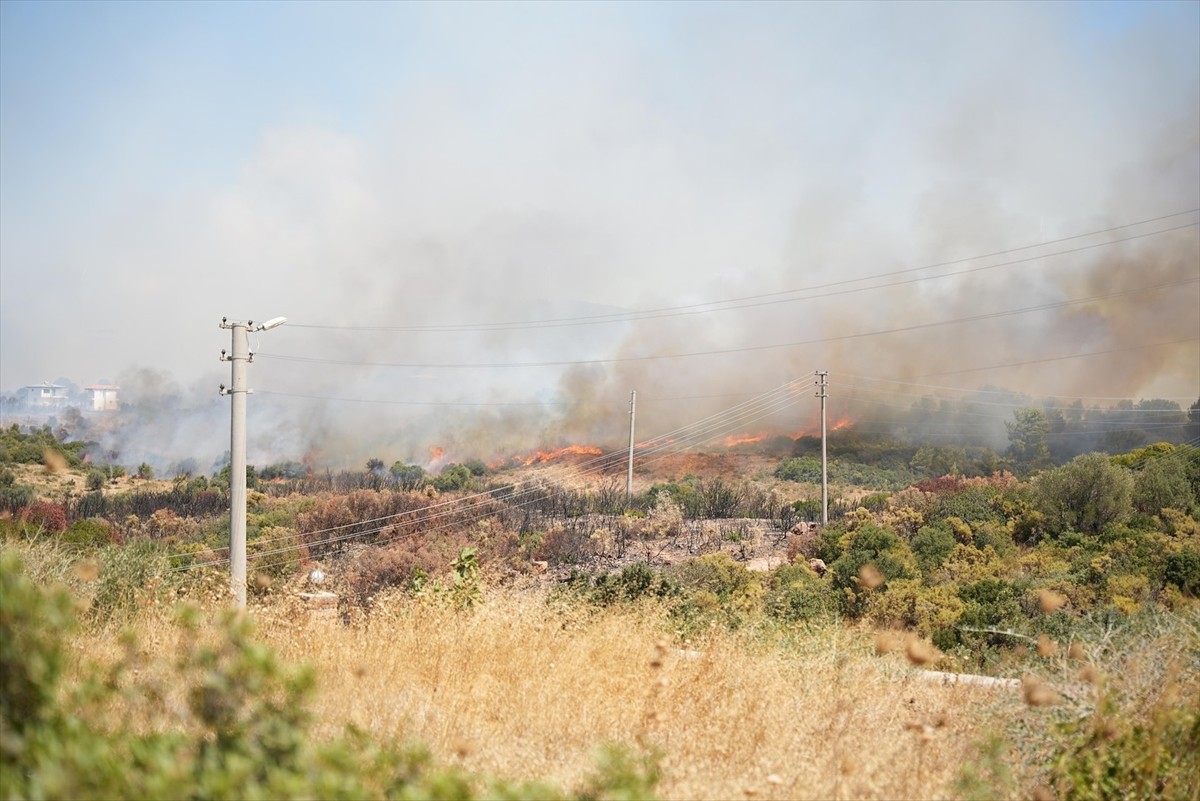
[2,1,1197,471]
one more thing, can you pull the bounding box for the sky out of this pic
[1,0,1198,471]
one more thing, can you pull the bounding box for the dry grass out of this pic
[47,551,1200,801]
[62,586,1029,801]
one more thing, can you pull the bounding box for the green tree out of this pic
[1032,452,1134,538]
[1133,452,1194,515]
[1006,408,1051,474]
[390,462,427,491]
[431,464,471,492]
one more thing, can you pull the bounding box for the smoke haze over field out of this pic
[1,2,1197,471]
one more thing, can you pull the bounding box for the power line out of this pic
[258,277,1199,370]
[286,210,1199,333]
[907,339,1200,379]
[257,390,567,408]
[253,339,1199,410]
[838,372,1200,403]
[176,379,811,565]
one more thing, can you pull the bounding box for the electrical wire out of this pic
[287,211,1199,333]
[173,378,811,567]
[258,277,1199,370]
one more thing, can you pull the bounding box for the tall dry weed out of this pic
[243,589,1009,800]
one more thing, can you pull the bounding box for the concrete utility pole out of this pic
[626,390,637,507]
[219,316,286,608]
[815,370,829,525]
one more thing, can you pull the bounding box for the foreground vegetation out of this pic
[3,542,1198,801]
[2,419,1199,799]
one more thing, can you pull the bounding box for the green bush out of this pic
[60,519,114,551]
[668,552,757,601]
[764,564,835,623]
[588,562,681,606]
[431,464,472,492]
[87,540,173,624]
[1132,452,1194,515]
[1050,681,1200,800]
[972,521,1016,557]
[1033,454,1134,539]
[0,472,35,512]
[829,523,914,616]
[86,470,105,491]
[1163,548,1200,596]
[957,578,1025,641]
[912,523,956,573]
[933,486,1002,526]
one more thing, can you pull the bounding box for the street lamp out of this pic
[219,316,286,608]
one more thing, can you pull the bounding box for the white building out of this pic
[84,385,120,411]
[17,383,69,408]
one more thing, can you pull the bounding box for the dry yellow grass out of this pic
[196,589,1014,801]
[59,579,1200,800]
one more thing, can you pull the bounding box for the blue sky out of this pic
[1,0,1196,466]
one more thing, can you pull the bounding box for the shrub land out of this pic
[1,423,1198,799]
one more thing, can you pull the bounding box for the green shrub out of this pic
[589,562,680,606]
[860,493,890,513]
[88,540,172,624]
[829,523,914,616]
[867,579,964,647]
[957,578,1025,642]
[972,521,1015,557]
[1163,548,1200,596]
[86,469,105,491]
[1033,454,1134,539]
[60,518,114,551]
[431,464,472,492]
[1132,452,1194,515]
[912,523,956,573]
[668,552,757,601]
[1050,681,1200,800]
[764,564,834,623]
[933,486,1002,526]
[0,480,35,512]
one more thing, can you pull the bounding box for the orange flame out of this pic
[427,446,446,463]
[831,418,852,431]
[519,445,604,466]
[723,432,767,448]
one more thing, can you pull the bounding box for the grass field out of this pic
[48,567,1196,801]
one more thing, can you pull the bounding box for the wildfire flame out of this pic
[722,432,767,448]
[519,445,604,466]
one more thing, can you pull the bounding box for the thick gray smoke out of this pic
[1,3,1196,472]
